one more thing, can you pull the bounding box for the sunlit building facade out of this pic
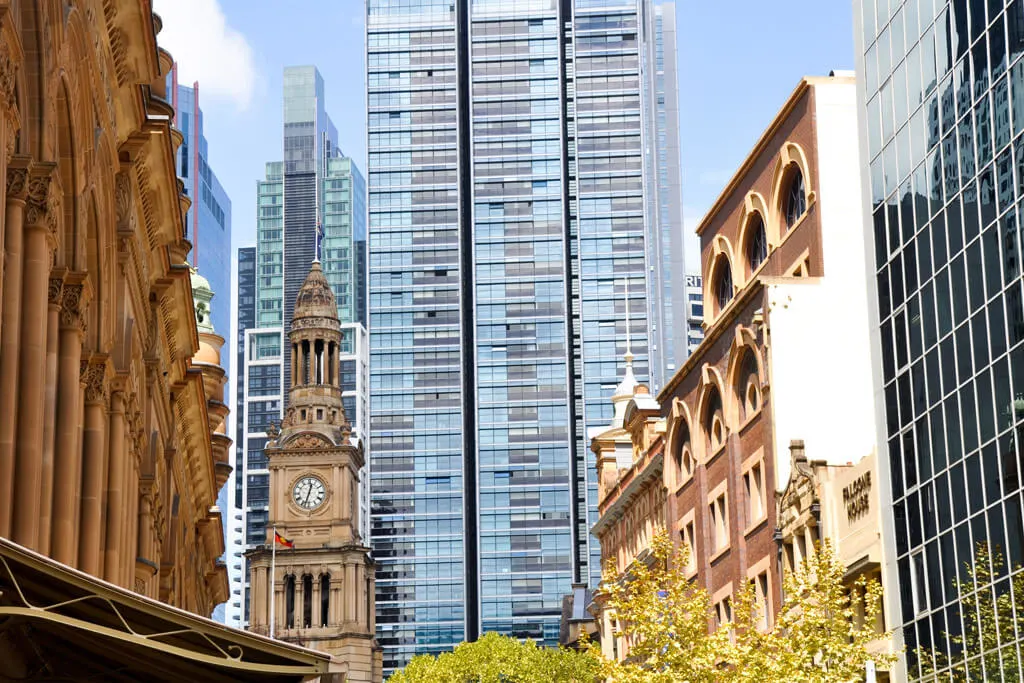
[854,1,1024,679]
[366,0,680,672]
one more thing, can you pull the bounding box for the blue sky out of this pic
[153,0,855,274]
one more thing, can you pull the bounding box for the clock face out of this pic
[292,475,326,510]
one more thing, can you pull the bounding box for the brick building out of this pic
[593,73,894,663]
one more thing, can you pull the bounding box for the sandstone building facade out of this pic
[593,73,895,667]
[0,0,229,613]
[0,2,344,680]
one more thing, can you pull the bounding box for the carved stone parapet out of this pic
[80,356,110,405]
[25,162,61,237]
[6,155,30,201]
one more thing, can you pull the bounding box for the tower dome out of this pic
[275,260,350,447]
[293,261,337,321]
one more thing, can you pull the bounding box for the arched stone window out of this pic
[784,167,807,229]
[745,214,768,274]
[704,388,725,454]
[736,351,761,423]
[673,421,694,485]
[284,574,296,629]
[713,258,733,314]
[320,574,331,627]
[302,574,313,628]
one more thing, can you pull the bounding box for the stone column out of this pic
[345,563,356,623]
[79,358,108,576]
[51,278,90,564]
[0,157,27,537]
[330,576,343,625]
[38,271,63,554]
[137,487,154,587]
[0,50,23,303]
[104,386,126,584]
[124,433,140,587]
[312,572,321,628]
[12,163,59,550]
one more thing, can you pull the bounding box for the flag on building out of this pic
[274,530,294,549]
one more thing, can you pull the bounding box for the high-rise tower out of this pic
[366,0,685,672]
[246,263,380,682]
[238,66,370,628]
[854,2,1024,679]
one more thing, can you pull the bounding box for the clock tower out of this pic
[247,261,381,682]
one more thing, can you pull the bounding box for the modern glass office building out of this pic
[366,0,683,672]
[855,1,1024,678]
[170,77,238,624]
[236,67,369,627]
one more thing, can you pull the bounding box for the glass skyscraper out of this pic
[170,76,238,624]
[366,0,682,672]
[855,1,1024,679]
[236,66,369,627]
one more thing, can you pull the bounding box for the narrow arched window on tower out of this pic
[302,574,313,628]
[320,574,331,627]
[315,339,324,384]
[285,575,296,629]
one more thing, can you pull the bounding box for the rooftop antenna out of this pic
[313,95,323,265]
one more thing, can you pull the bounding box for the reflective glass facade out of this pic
[237,67,369,627]
[856,1,1024,678]
[367,0,674,673]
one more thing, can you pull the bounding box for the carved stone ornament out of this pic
[48,276,63,306]
[6,164,27,200]
[0,42,19,163]
[60,275,90,330]
[80,359,109,404]
[115,171,133,231]
[25,166,60,234]
[284,432,333,450]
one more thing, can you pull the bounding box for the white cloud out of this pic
[153,0,256,110]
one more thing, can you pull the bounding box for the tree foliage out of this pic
[916,543,1024,682]
[385,631,600,683]
[595,531,897,682]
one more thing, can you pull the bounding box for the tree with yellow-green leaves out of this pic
[385,631,600,683]
[916,543,1024,682]
[594,530,898,682]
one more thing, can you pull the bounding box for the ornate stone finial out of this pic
[266,421,280,445]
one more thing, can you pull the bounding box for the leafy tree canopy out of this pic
[385,631,600,683]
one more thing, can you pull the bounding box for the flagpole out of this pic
[269,526,276,639]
